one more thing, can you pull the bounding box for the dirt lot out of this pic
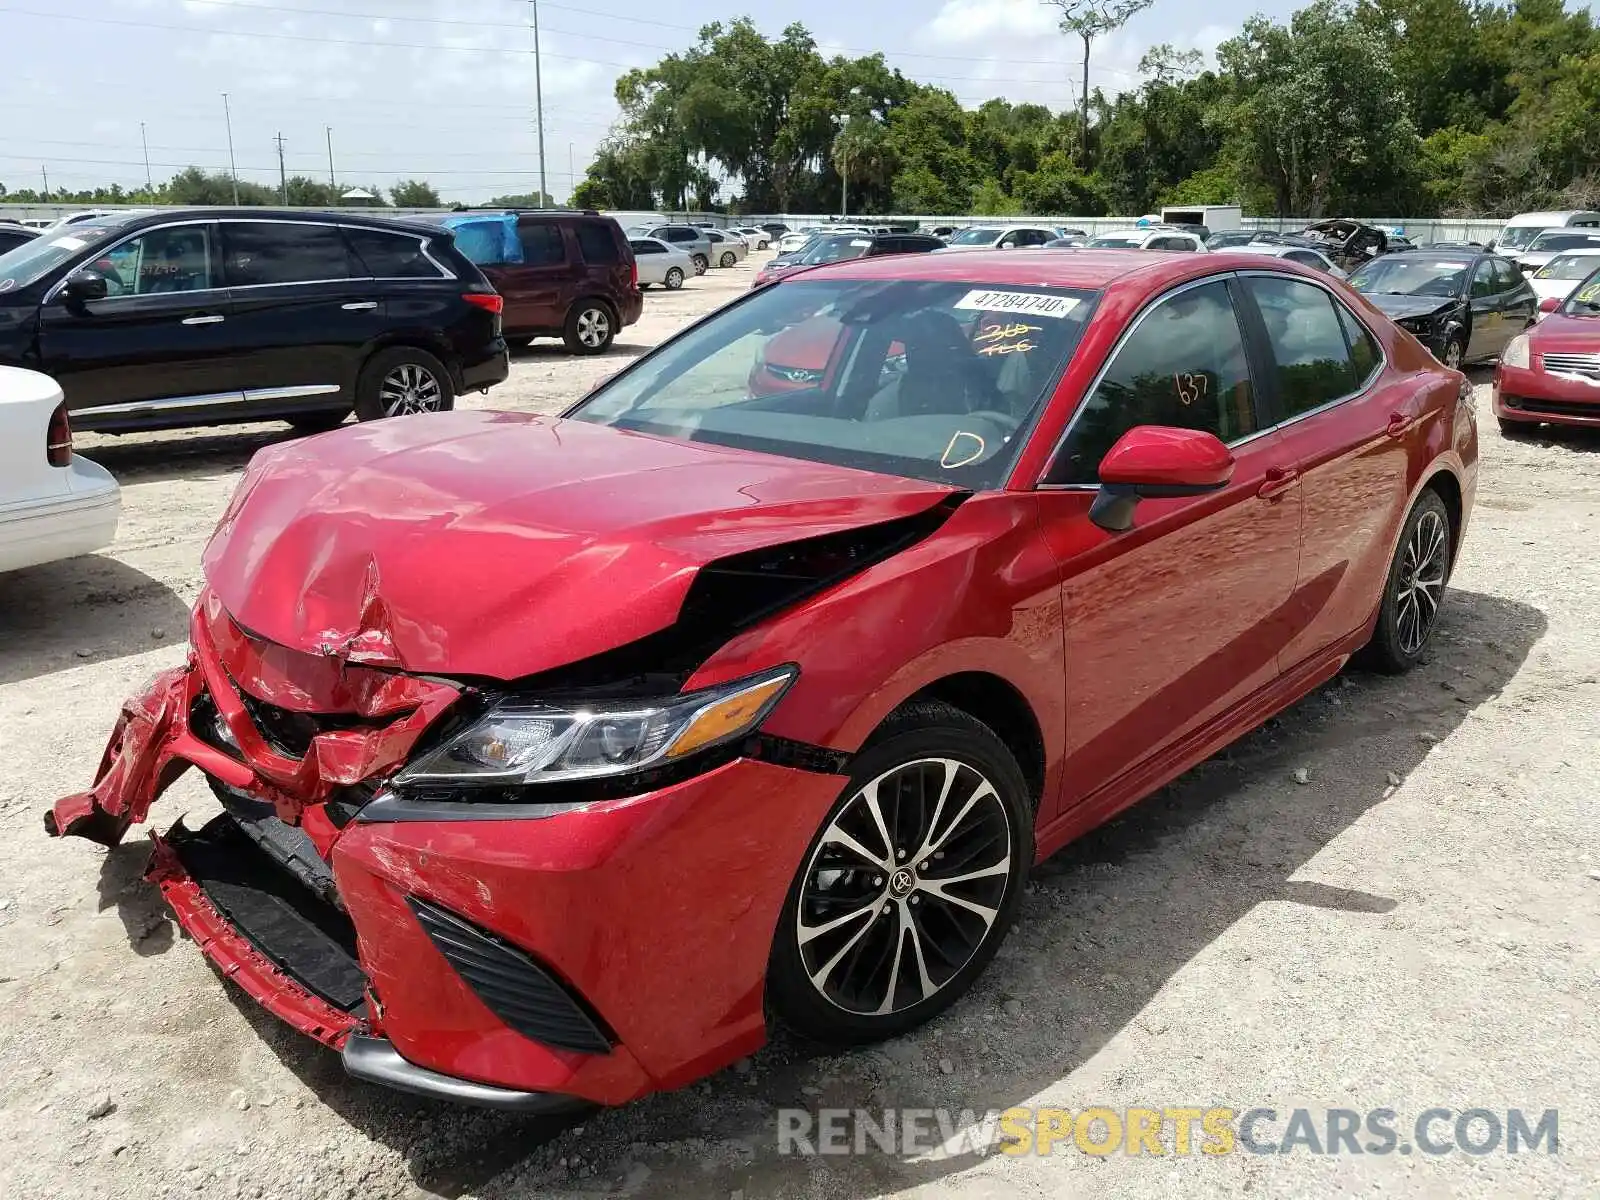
[2,253,1597,1199]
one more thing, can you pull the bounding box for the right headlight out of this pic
[393,665,797,788]
[1503,333,1531,369]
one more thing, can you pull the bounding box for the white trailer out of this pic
[1161,205,1243,232]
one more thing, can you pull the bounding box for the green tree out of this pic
[389,179,442,208]
[1041,0,1156,162]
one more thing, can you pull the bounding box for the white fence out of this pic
[1,202,1505,244]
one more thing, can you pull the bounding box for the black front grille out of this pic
[408,897,613,1055]
[168,813,368,1012]
[1505,395,1600,419]
[238,692,388,759]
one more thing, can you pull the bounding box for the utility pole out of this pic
[140,122,152,193]
[568,141,574,202]
[840,149,847,219]
[40,165,48,198]
[221,92,240,205]
[274,132,288,204]
[325,126,336,190]
[529,0,547,206]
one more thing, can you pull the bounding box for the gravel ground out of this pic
[1,253,1597,1199]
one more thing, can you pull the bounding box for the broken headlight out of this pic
[394,666,797,787]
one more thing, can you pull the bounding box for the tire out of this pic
[1440,334,1465,370]
[1360,489,1452,674]
[562,300,615,355]
[758,239,769,250]
[664,267,685,290]
[692,254,708,276]
[353,348,454,422]
[720,251,737,268]
[285,412,348,434]
[766,701,1034,1045]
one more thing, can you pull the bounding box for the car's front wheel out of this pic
[692,254,708,275]
[664,267,685,290]
[767,701,1033,1045]
[1362,489,1452,673]
[354,348,455,421]
[1441,334,1465,370]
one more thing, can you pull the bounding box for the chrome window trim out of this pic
[44,216,450,303]
[1032,268,1393,488]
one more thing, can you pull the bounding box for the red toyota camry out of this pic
[1494,265,1600,432]
[50,250,1477,1112]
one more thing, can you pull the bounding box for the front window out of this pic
[1557,267,1600,317]
[1346,256,1471,297]
[1496,226,1546,252]
[98,225,219,296]
[1536,253,1600,281]
[567,278,1100,489]
[0,224,115,294]
[947,227,1003,246]
[1527,231,1600,254]
[797,237,872,265]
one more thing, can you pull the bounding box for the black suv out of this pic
[0,209,509,434]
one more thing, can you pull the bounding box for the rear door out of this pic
[37,220,239,420]
[220,220,381,406]
[1238,273,1411,667]
[496,220,574,335]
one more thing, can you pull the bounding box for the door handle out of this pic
[341,301,378,311]
[181,314,225,326]
[1385,412,1414,438]
[1257,465,1300,500]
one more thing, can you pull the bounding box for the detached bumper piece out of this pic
[341,1036,591,1113]
[408,897,615,1056]
[162,813,369,1014]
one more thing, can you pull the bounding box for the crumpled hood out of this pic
[204,410,953,679]
[1361,293,1458,322]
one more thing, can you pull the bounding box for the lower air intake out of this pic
[407,897,614,1055]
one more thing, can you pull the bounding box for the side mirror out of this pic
[60,269,108,305]
[1089,426,1235,533]
[1539,296,1561,314]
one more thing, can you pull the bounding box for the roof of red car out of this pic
[797,247,1281,292]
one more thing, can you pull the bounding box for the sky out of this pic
[0,0,1293,204]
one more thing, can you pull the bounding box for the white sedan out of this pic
[1528,248,1600,317]
[0,367,120,574]
[628,236,694,290]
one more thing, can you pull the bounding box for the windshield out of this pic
[0,225,114,294]
[1558,268,1600,317]
[947,227,1002,246]
[1088,235,1143,249]
[797,236,873,265]
[566,277,1100,489]
[1535,254,1600,281]
[1496,226,1549,251]
[1527,231,1600,253]
[1347,256,1470,297]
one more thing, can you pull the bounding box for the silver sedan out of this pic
[628,236,694,290]
[704,229,749,268]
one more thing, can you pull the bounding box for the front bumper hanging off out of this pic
[47,588,851,1108]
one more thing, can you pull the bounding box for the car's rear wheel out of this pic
[664,267,685,290]
[563,300,614,355]
[1361,489,1452,673]
[720,251,737,268]
[354,348,454,421]
[767,701,1033,1045]
[691,254,708,276]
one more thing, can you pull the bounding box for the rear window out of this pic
[223,222,356,286]
[576,221,621,264]
[344,227,443,278]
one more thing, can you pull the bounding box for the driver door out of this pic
[1033,277,1303,814]
[37,221,237,417]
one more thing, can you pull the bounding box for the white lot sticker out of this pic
[1427,261,1471,271]
[50,236,88,251]
[849,239,871,247]
[955,289,1079,319]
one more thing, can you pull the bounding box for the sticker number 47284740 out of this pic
[954,289,1080,319]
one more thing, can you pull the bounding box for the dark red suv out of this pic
[434,210,643,354]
